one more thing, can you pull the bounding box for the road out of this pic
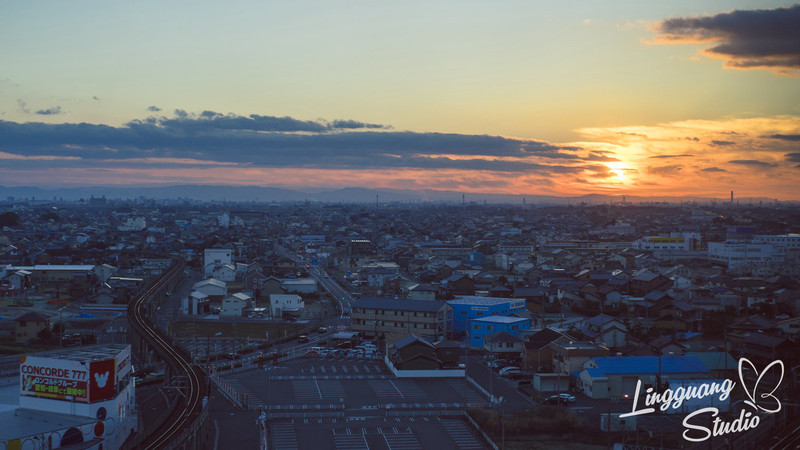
[127,260,206,449]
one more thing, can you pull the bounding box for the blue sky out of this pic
[1,1,799,198]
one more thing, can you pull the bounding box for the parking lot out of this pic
[222,357,489,413]
[268,416,491,450]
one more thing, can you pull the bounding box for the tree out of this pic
[0,211,20,227]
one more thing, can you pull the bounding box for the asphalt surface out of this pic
[267,415,491,450]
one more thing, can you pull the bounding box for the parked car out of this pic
[498,366,520,376]
[544,393,576,405]
[556,393,576,403]
[500,368,523,379]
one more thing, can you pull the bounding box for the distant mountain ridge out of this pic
[0,184,779,205]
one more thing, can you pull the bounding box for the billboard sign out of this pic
[115,346,132,385]
[20,355,89,402]
[89,358,116,402]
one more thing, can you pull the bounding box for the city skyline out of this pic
[2,2,799,199]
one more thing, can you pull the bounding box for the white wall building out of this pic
[1,344,136,450]
[269,294,304,318]
[118,216,146,231]
[633,232,700,252]
[708,242,784,268]
[211,264,236,282]
[218,213,230,229]
[204,248,232,277]
[221,292,252,317]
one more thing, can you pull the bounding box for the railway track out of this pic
[128,261,206,449]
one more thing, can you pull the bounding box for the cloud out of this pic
[710,140,735,147]
[651,5,800,76]
[17,100,30,114]
[0,112,604,176]
[769,133,800,141]
[129,110,393,134]
[146,105,162,112]
[649,154,694,159]
[786,152,800,163]
[331,119,390,130]
[92,96,100,101]
[701,167,727,172]
[647,165,683,175]
[35,106,63,115]
[728,159,775,167]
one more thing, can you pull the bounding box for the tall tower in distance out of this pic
[731,191,734,205]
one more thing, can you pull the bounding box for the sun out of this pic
[606,161,630,182]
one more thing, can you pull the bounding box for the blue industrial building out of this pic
[468,316,532,347]
[447,296,527,335]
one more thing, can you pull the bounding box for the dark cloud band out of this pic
[654,5,800,75]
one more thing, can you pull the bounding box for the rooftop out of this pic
[448,296,524,306]
[471,316,529,324]
[22,344,128,363]
[354,297,449,313]
[591,355,709,375]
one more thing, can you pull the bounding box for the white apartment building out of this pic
[204,248,232,277]
[633,232,700,252]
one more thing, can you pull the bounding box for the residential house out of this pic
[468,316,531,347]
[388,335,442,370]
[406,283,437,301]
[551,340,610,375]
[182,291,210,315]
[523,328,570,372]
[483,331,524,362]
[221,293,252,317]
[269,294,304,318]
[203,248,232,277]
[210,264,236,282]
[629,270,673,296]
[281,278,317,294]
[14,312,50,344]
[777,316,800,341]
[192,278,227,300]
[578,314,629,348]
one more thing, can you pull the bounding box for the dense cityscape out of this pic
[0,196,798,449]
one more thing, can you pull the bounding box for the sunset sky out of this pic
[1,1,799,199]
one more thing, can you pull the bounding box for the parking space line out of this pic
[314,379,323,399]
[389,379,405,398]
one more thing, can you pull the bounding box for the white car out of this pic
[498,366,520,376]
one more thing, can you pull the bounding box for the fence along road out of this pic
[127,260,206,449]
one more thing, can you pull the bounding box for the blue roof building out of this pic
[447,296,526,335]
[578,355,711,399]
[468,315,531,347]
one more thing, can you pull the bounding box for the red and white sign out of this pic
[20,355,89,402]
[89,358,116,402]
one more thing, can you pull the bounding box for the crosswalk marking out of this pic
[439,419,486,449]
[270,422,298,450]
